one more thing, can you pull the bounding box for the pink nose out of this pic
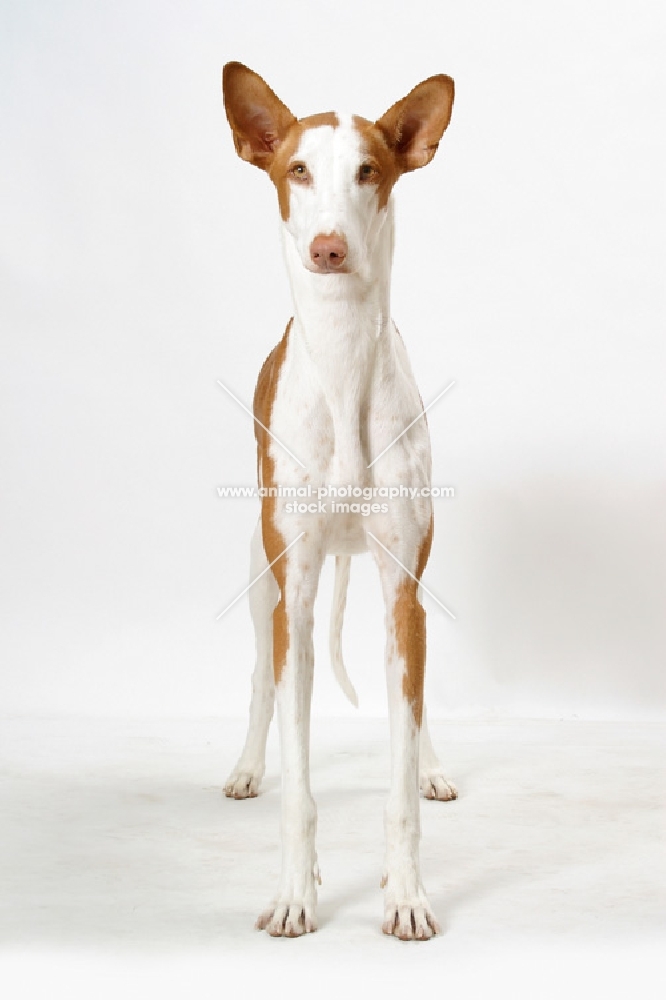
[309,233,348,271]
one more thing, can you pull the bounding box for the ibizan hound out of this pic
[222,62,456,940]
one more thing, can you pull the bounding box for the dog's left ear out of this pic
[222,62,296,171]
[376,75,454,173]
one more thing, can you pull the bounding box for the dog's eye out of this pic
[289,162,311,183]
[358,163,378,182]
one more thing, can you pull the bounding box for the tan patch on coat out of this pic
[352,116,402,210]
[253,319,292,684]
[394,514,434,727]
[269,113,339,221]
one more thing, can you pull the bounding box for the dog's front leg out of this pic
[256,539,323,937]
[372,539,440,941]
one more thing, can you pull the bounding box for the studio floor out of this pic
[1,716,664,998]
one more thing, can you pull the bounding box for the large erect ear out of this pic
[222,62,296,171]
[375,75,454,173]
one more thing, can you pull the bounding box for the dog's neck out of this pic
[282,200,394,339]
[280,202,395,483]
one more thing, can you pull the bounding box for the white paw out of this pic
[256,863,320,937]
[224,766,263,799]
[419,769,457,801]
[255,900,318,937]
[381,875,440,941]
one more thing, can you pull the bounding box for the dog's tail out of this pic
[329,555,358,707]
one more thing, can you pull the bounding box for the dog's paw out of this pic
[382,901,440,941]
[256,863,320,937]
[381,873,440,941]
[224,767,263,799]
[256,901,317,937]
[419,769,457,801]
[381,886,440,941]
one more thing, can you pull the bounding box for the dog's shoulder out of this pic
[253,318,293,443]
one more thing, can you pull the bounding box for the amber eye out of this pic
[289,162,310,182]
[358,163,378,182]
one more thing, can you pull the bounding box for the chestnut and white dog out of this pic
[222,62,456,940]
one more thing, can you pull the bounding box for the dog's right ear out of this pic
[222,63,296,171]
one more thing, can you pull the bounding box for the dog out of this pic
[221,61,456,940]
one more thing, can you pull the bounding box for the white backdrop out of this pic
[1,0,664,720]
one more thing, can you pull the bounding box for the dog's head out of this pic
[222,63,454,282]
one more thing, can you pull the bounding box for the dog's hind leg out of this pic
[419,703,457,801]
[224,519,278,799]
